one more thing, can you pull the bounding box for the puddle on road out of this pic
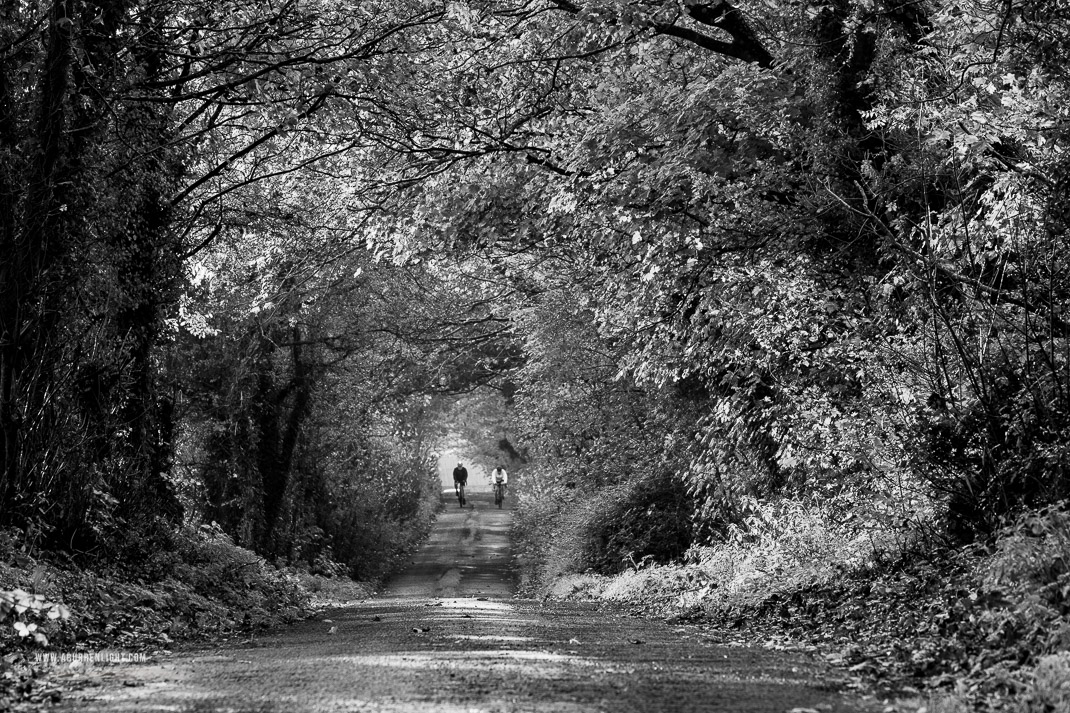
[331,649,582,671]
[435,597,515,612]
[447,635,536,643]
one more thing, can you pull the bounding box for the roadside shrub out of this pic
[535,490,928,615]
[686,494,912,600]
[1017,651,1070,713]
[516,481,594,588]
[1,522,314,654]
[581,469,693,574]
[511,474,568,594]
[915,358,1070,540]
[169,523,294,608]
[513,468,693,594]
[986,502,1070,597]
[983,502,1070,655]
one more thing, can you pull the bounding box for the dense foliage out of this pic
[394,0,1070,566]
[0,0,497,575]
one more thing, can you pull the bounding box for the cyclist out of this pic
[491,464,508,505]
[452,462,468,506]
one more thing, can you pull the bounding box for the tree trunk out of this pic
[0,0,73,521]
[259,323,314,554]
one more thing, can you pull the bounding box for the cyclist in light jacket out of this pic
[491,465,508,489]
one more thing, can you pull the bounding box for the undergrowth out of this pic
[512,469,692,593]
[0,522,372,709]
[517,492,1070,711]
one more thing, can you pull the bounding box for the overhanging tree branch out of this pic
[170,91,331,209]
[545,0,773,67]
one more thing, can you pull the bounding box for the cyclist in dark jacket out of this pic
[452,462,468,505]
[452,463,468,485]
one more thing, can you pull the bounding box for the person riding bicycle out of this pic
[452,462,468,504]
[491,464,508,493]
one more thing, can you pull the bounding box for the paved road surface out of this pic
[55,493,874,712]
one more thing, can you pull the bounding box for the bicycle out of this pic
[454,480,466,507]
[493,481,506,508]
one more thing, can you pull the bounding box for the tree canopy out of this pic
[1,0,1068,577]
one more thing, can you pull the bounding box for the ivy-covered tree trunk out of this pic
[0,9,20,509]
[109,151,184,525]
[0,0,75,524]
[106,0,185,526]
[0,0,187,540]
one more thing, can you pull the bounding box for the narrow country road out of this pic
[55,494,876,712]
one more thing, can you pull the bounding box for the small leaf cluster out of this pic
[0,589,70,648]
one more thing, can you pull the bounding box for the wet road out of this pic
[384,492,514,600]
[54,493,875,712]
